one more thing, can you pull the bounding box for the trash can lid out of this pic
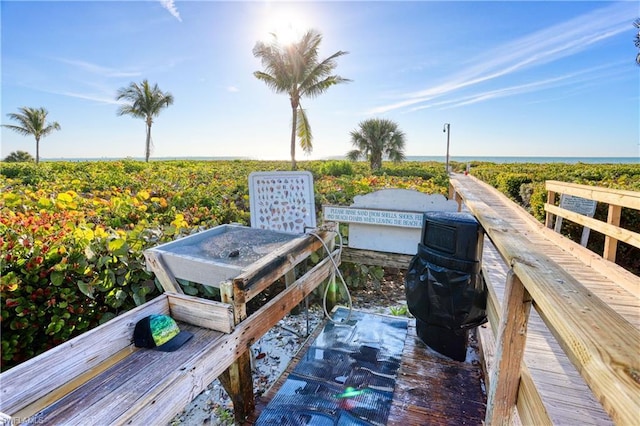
[423,211,478,225]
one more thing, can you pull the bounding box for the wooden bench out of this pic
[1,229,340,425]
[0,292,233,425]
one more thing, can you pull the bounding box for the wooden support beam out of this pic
[603,204,622,262]
[218,351,254,423]
[545,190,556,229]
[341,247,413,269]
[143,250,183,294]
[485,270,532,425]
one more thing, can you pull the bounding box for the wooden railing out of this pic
[544,180,640,262]
[449,175,640,425]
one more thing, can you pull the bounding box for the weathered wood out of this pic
[167,292,234,333]
[2,248,337,426]
[143,250,184,293]
[341,247,413,269]
[486,270,532,425]
[546,180,640,210]
[0,295,170,417]
[219,351,255,423]
[545,203,640,250]
[238,230,334,302]
[603,204,622,262]
[451,175,640,425]
[36,322,226,425]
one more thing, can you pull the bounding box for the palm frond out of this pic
[296,107,313,154]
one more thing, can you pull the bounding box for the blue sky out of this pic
[1,1,639,160]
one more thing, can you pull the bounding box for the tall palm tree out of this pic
[115,80,174,162]
[2,107,60,165]
[347,118,406,171]
[253,29,350,170]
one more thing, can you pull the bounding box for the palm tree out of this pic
[2,107,60,165]
[253,29,350,170]
[115,80,174,162]
[347,118,406,171]
[3,150,35,163]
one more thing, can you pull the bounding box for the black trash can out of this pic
[405,211,487,361]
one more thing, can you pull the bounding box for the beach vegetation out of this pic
[1,159,638,370]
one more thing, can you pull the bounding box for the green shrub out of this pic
[495,173,532,203]
[320,160,354,176]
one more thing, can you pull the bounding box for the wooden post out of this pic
[485,269,532,425]
[603,204,621,262]
[545,190,556,229]
[219,280,254,423]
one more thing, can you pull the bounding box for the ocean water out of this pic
[403,156,639,164]
[42,155,639,164]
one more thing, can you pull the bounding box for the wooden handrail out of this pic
[545,180,640,262]
[450,174,640,425]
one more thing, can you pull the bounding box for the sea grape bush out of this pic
[1,160,638,370]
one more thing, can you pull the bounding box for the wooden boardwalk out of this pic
[451,174,640,425]
[245,314,487,425]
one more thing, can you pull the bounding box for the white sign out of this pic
[323,206,423,228]
[560,194,597,216]
[555,194,598,246]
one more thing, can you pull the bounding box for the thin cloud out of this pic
[407,63,624,112]
[159,0,182,22]
[368,2,635,114]
[38,88,121,105]
[55,58,141,78]
[227,86,239,92]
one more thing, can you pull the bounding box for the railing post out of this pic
[545,190,556,229]
[486,269,532,425]
[603,204,621,262]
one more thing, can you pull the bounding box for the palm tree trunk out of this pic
[145,123,152,162]
[372,154,382,171]
[35,137,40,165]
[290,104,297,170]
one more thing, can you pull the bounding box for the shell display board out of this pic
[249,171,316,234]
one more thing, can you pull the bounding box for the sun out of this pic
[260,9,308,45]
